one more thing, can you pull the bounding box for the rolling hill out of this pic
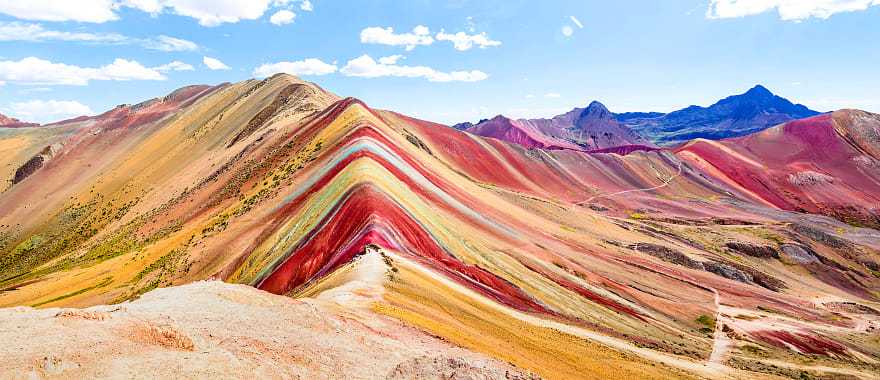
[1,75,879,379]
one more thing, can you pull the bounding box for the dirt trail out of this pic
[708,290,731,370]
[577,160,683,205]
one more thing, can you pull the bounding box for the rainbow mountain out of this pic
[1,74,879,379]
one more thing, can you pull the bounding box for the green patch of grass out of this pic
[695,314,715,328]
[740,345,766,356]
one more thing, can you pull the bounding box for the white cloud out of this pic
[203,56,230,70]
[253,58,337,77]
[0,0,119,23]
[525,94,535,99]
[269,9,295,25]
[0,57,167,85]
[100,59,168,81]
[0,21,126,42]
[0,22,198,51]
[340,54,488,82]
[570,15,584,28]
[544,93,562,98]
[378,55,404,65]
[561,25,574,37]
[154,60,194,72]
[124,0,274,26]
[0,0,306,26]
[18,87,52,93]
[435,31,501,51]
[4,100,94,123]
[300,0,312,11]
[707,0,880,21]
[360,25,434,51]
[142,35,198,51]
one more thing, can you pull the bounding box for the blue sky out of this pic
[1,0,879,124]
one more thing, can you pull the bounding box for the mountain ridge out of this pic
[460,100,653,151]
[1,75,879,379]
[623,84,820,145]
[0,112,39,128]
[454,85,820,150]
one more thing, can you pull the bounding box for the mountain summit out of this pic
[621,85,819,145]
[460,100,652,151]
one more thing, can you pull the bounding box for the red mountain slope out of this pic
[677,110,880,227]
[0,113,39,128]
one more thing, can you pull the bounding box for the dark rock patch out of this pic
[704,262,753,284]
[12,155,45,184]
[630,243,704,270]
[725,242,779,259]
[823,302,880,316]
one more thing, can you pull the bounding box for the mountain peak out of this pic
[583,100,613,120]
[743,84,774,98]
[587,100,608,111]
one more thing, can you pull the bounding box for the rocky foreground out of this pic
[0,278,537,380]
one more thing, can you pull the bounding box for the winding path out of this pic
[577,159,683,205]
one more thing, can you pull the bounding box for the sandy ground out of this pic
[0,277,537,379]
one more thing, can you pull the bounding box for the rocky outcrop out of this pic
[725,242,779,259]
[630,243,704,270]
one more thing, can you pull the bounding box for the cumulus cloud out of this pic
[154,60,194,72]
[361,25,502,52]
[0,1,281,26]
[124,0,274,26]
[0,22,198,51]
[0,0,119,23]
[4,100,94,123]
[269,9,295,25]
[707,0,880,21]
[252,58,337,77]
[378,55,404,65]
[300,0,313,11]
[0,57,169,85]
[360,25,434,51]
[435,31,501,51]
[340,54,488,82]
[203,56,230,70]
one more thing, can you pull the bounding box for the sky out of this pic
[0,0,879,125]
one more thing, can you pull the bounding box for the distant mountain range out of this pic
[0,113,39,128]
[455,85,819,148]
[622,85,819,145]
[453,101,653,151]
